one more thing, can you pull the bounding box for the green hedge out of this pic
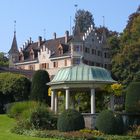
[125,82,140,113]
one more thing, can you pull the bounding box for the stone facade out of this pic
[9,25,111,78]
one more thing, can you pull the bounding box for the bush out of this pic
[96,110,123,135]
[128,125,140,137]
[125,82,140,113]
[57,109,85,132]
[30,70,50,105]
[115,114,124,134]
[30,105,57,130]
[7,101,39,118]
[9,101,57,130]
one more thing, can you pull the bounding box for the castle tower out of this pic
[8,31,19,68]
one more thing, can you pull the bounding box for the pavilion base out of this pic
[82,113,98,129]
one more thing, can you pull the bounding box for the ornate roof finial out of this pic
[102,16,105,27]
[14,20,16,35]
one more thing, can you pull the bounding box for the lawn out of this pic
[0,115,57,140]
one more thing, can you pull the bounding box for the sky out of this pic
[0,0,140,53]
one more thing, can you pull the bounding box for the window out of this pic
[28,65,35,70]
[46,63,49,69]
[53,61,58,68]
[92,49,96,54]
[64,59,67,66]
[74,45,81,52]
[73,58,80,65]
[98,51,100,56]
[85,47,90,53]
[104,52,110,58]
[41,63,47,69]
[58,48,63,55]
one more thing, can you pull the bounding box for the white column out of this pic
[54,93,58,114]
[51,90,55,111]
[65,88,70,110]
[110,94,114,111]
[91,88,95,114]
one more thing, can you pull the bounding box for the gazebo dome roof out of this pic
[50,64,116,84]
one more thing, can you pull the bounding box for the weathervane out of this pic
[74,4,78,12]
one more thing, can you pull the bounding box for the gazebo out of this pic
[48,63,116,115]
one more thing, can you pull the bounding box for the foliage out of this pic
[0,52,9,67]
[108,35,120,56]
[111,8,140,86]
[73,9,94,34]
[128,125,140,137]
[133,71,140,82]
[0,115,135,140]
[115,114,124,134]
[0,115,58,140]
[7,101,39,118]
[30,70,50,105]
[0,72,31,113]
[125,82,140,113]
[72,90,105,113]
[104,83,123,96]
[80,129,104,136]
[96,110,124,134]
[9,101,57,130]
[30,105,57,130]
[57,109,85,132]
[0,72,31,101]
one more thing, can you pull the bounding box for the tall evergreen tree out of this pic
[73,9,94,34]
[30,70,50,106]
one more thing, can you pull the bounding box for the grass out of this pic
[0,115,58,140]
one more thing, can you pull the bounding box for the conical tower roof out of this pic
[9,32,19,54]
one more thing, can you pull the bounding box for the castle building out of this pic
[9,25,111,79]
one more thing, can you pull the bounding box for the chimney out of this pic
[65,30,69,43]
[38,36,42,47]
[53,32,56,39]
[29,37,32,44]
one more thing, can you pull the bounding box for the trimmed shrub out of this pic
[30,70,50,105]
[96,110,122,134]
[57,109,85,132]
[125,82,140,113]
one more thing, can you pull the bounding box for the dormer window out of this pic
[30,49,34,60]
[58,48,63,55]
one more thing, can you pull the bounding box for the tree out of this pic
[108,35,120,57]
[73,9,94,34]
[0,72,31,113]
[30,70,50,105]
[0,72,31,101]
[0,52,8,67]
[111,6,140,86]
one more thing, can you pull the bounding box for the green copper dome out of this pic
[51,64,115,84]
